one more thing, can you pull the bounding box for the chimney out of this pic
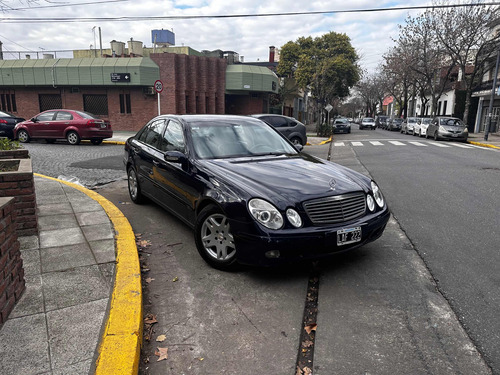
[269,46,275,63]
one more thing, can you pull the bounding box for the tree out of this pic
[278,32,360,133]
[432,1,500,123]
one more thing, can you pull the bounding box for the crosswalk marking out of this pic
[351,142,364,146]
[429,142,451,147]
[370,141,384,146]
[334,142,345,146]
[408,141,427,147]
[388,141,406,146]
[448,143,474,148]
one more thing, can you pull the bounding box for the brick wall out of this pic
[0,158,38,237]
[0,197,25,325]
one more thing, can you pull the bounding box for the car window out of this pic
[37,111,56,121]
[138,119,166,149]
[55,111,73,121]
[75,111,99,119]
[265,116,288,128]
[160,120,185,152]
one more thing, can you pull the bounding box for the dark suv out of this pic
[250,114,307,146]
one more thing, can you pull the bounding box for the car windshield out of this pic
[394,118,403,123]
[408,118,417,123]
[363,118,374,122]
[336,119,348,124]
[440,118,464,126]
[188,119,298,159]
[421,118,431,124]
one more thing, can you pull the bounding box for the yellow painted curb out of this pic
[468,141,500,149]
[319,136,333,145]
[34,173,142,375]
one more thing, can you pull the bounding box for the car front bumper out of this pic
[437,131,468,141]
[231,208,390,266]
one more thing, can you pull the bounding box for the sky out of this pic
[0,0,435,74]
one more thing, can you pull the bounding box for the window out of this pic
[83,94,108,115]
[265,116,288,128]
[0,93,17,112]
[160,120,185,152]
[39,94,62,112]
[37,111,57,121]
[138,119,167,149]
[442,101,447,115]
[55,111,73,120]
[119,93,131,114]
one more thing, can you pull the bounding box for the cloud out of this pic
[0,0,434,72]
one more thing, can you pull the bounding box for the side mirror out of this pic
[31,117,38,122]
[164,150,186,163]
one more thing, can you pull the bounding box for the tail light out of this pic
[0,119,7,124]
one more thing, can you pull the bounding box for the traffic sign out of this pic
[154,80,164,93]
[110,73,130,82]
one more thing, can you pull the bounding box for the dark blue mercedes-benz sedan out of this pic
[124,114,390,270]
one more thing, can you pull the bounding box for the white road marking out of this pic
[388,141,406,146]
[370,141,384,146]
[408,141,427,147]
[351,142,364,146]
[334,142,345,146]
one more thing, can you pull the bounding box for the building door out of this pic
[480,106,500,132]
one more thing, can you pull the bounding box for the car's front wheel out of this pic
[195,205,238,271]
[17,129,30,143]
[290,137,302,146]
[127,166,145,204]
[434,131,440,141]
[66,131,81,145]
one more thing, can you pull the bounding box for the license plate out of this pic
[452,133,458,137]
[337,227,362,246]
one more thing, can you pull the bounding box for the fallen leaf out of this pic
[296,366,303,375]
[302,367,312,375]
[144,314,158,324]
[304,324,317,334]
[199,357,204,361]
[145,277,155,283]
[156,334,166,342]
[172,276,179,282]
[302,340,314,348]
[155,347,168,361]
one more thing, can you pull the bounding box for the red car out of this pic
[14,109,113,145]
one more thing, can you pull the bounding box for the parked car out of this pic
[387,118,403,131]
[250,114,307,145]
[401,117,419,135]
[124,114,390,270]
[15,109,112,145]
[375,115,389,129]
[414,118,431,137]
[360,117,376,130]
[0,111,25,139]
[426,116,468,142]
[332,118,351,134]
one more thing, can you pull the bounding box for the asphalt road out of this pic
[21,127,498,374]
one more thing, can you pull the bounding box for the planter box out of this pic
[0,158,38,236]
[0,197,25,325]
[0,149,29,159]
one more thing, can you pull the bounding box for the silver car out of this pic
[401,117,419,135]
[360,117,376,130]
[426,116,468,142]
[250,114,308,146]
[414,118,431,137]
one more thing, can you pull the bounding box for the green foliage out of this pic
[316,122,332,137]
[0,138,21,151]
[277,32,360,104]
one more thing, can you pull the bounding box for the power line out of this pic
[1,2,499,23]
[1,0,129,12]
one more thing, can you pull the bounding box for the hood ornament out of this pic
[329,178,337,190]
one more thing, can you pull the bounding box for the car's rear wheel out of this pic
[127,166,144,204]
[290,137,302,146]
[91,139,103,145]
[17,129,30,143]
[195,205,238,271]
[66,131,81,145]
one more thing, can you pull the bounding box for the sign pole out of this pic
[154,80,164,116]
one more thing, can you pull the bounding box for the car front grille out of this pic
[303,192,366,224]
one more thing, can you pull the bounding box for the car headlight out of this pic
[248,198,284,229]
[286,208,302,228]
[367,195,375,212]
[371,181,385,208]
[464,128,468,133]
[439,126,448,133]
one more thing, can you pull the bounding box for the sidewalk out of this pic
[466,131,500,149]
[0,175,141,375]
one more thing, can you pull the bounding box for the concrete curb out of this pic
[467,140,500,149]
[33,173,142,375]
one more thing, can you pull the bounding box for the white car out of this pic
[415,118,431,137]
[360,117,376,130]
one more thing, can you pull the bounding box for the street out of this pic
[21,126,499,374]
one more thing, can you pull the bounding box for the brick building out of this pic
[0,46,279,132]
